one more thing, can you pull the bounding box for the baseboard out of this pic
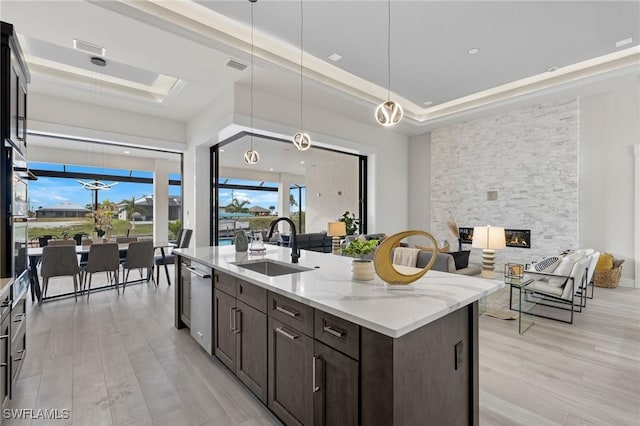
[618,277,636,288]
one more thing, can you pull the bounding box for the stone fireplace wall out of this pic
[430,97,579,268]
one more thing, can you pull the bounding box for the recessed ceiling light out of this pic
[269,168,274,171]
[90,57,107,67]
[616,37,633,48]
[300,161,305,164]
[467,48,480,55]
[423,101,433,107]
[547,66,559,73]
[328,53,342,62]
[123,150,130,155]
[219,148,225,152]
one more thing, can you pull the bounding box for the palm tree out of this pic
[268,205,276,215]
[289,194,298,207]
[226,198,250,213]
[121,197,144,230]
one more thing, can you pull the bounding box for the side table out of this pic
[506,277,537,334]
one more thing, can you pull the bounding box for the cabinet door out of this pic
[9,64,18,143]
[268,318,313,426]
[214,289,236,370]
[17,79,26,146]
[0,316,9,408]
[180,266,191,325]
[313,342,358,426]
[236,301,267,403]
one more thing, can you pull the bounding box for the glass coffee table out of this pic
[506,277,538,334]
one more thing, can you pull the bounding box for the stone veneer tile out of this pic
[430,98,579,267]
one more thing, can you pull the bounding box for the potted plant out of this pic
[340,237,379,281]
[338,211,360,236]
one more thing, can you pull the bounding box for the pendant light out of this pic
[292,0,311,151]
[375,0,403,127]
[244,0,260,164]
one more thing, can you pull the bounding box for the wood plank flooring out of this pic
[4,271,640,425]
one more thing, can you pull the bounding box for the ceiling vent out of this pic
[225,59,249,71]
[73,39,106,56]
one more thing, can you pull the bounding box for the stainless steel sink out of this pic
[231,259,313,276]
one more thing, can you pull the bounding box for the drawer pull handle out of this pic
[0,363,6,368]
[230,308,236,332]
[323,325,344,338]
[0,335,8,340]
[13,350,25,362]
[312,356,322,393]
[0,300,10,308]
[12,313,25,323]
[234,309,241,334]
[185,266,211,279]
[275,326,298,340]
[275,305,299,318]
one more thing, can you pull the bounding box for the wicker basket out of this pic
[593,259,624,288]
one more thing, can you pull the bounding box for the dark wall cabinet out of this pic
[175,256,479,426]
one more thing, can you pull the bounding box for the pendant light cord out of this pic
[299,0,304,132]
[387,0,391,102]
[250,0,255,151]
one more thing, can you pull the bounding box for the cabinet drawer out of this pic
[11,299,26,344]
[237,280,267,313]
[214,269,236,296]
[268,292,313,337]
[315,310,360,360]
[0,292,10,322]
[11,326,25,385]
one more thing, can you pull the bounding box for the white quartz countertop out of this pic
[175,245,503,338]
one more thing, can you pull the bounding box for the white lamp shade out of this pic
[327,221,347,237]
[471,226,506,250]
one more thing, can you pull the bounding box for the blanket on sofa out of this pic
[392,247,420,267]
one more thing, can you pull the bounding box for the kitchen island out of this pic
[174,245,502,426]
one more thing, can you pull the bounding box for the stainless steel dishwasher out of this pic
[186,261,213,354]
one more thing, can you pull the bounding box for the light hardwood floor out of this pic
[4,271,640,425]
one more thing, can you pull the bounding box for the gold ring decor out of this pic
[373,230,439,285]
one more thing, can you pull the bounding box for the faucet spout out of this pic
[268,217,300,264]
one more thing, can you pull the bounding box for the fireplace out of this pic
[459,227,531,249]
[505,229,531,248]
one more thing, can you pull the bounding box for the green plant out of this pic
[121,197,145,230]
[340,238,378,260]
[168,220,182,239]
[338,211,359,235]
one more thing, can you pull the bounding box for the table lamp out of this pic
[472,225,506,279]
[327,221,347,255]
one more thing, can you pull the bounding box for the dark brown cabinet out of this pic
[213,288,236,370]
[213,275,268,403]
[179,261,191,327]
[268,317,313,426]
[0,294,10,410]
[313,341,358,426]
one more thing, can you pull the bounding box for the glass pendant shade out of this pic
[243,149,260,164]
[375,100,404,127]
[292,132,311,151]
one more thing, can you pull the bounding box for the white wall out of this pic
[408,133,431,233]
[305,155,359,233]
[232,84,410,234]
[580,82,639,284]
[184,90,235,247]
[430,98,580,268]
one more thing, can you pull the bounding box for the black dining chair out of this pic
[154,229,192,285]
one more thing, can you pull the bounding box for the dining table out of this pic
[28,241,175,302]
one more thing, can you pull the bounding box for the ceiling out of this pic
[1,1,638,133]
[219,134,359,176]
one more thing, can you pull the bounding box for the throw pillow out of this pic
[448,251,470,270]
[596,253,614,271]
[534,256,561,273]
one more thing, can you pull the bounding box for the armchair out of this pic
[524,255,590,324]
